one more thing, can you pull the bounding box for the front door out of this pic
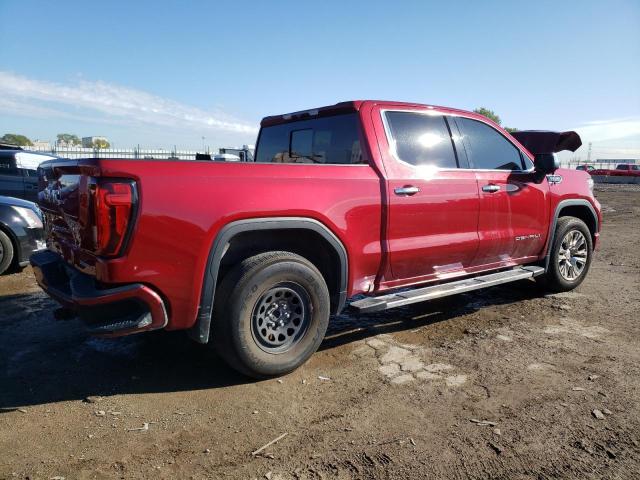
[453,117,549,267]
[374,108,480,285]
[0,154,25,199]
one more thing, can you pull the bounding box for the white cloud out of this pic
[556,117,640,161]
[572,117,640,143]
[0,71,258,135]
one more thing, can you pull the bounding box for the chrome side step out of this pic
[350,266,545,313]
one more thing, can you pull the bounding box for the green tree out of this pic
[0,133,33,146]
[56,133,81,146]
[92,138,110,149]
[473,107,501,125]
[474,108,518,133]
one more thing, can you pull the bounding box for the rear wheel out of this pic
[212,251,330,378]
[0,230,15,275]
[538,217,593,292]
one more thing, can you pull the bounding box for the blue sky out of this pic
[1,0,639,159]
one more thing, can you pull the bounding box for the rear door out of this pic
[0,153,26,198]
[373,107,480,285]
[453,117,549,267]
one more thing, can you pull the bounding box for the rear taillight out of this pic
[93,180,136,257]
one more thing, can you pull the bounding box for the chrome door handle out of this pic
[394,186,420,196]
[482,184,501,193]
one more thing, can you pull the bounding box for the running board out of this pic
[350,266,545,313]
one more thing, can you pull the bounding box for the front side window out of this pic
[255,113,363,164]
[456,117,525,170]
[521,151,534,170]
[0,155,19,176]
[384,111,458,168]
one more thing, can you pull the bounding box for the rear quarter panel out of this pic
[93,160,383,329]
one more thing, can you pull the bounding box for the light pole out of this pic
[202,136,205,153]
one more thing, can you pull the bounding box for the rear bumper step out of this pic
[30,250,168,336]
[350,266,545,313]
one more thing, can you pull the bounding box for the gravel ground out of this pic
[0,187,639,479]
[594,183,640,193]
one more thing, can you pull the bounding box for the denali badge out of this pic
[515,234,541,241]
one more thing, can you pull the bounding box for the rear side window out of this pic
[255,113,363,164]
[384,111,458,168]
[456,117,525,170]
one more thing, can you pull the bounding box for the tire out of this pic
[0,229,15,275]
[538,216,593,292]
[211,251,330,378]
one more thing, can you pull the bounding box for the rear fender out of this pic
[189,217,348,344]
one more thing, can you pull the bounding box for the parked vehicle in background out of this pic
[0,149,58,201]
[213,153,241,162]
[612,164,639,176]
[0,195,45,274]
[219,145,254,162]
[590,163,640,177]
[576,165,595,172]
[194,145,255,162]
[31,100,601,378]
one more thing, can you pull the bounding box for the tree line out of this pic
[0,133,110,149]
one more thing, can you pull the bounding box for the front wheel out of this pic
[538,216,593,292]
[212,251,330,378]
[0,230,15,275]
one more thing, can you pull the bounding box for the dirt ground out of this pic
[1,186,639,480]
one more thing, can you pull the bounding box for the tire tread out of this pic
[211,251,328,378]
[0,230,15,275]
[539,216,593,293]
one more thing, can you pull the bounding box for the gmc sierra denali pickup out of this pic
[31,100,601,378]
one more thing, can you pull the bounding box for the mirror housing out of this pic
[534,153,560,174]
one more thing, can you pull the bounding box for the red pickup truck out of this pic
[31,100,601,378]
[590,163,640,177]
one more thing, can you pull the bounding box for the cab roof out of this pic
[260,100,474,127]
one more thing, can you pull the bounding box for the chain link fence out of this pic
[26,145,205,160]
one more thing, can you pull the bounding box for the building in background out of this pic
[82,136,109,148]
[31,139,51,149]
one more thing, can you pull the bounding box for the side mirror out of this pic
[534,153,560,174]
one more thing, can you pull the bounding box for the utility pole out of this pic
[587,142,592,163]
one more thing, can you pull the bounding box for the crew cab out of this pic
[31,100,601,378]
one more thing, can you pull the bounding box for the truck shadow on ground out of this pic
[0,280,543,409]
[322,279,543,349]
